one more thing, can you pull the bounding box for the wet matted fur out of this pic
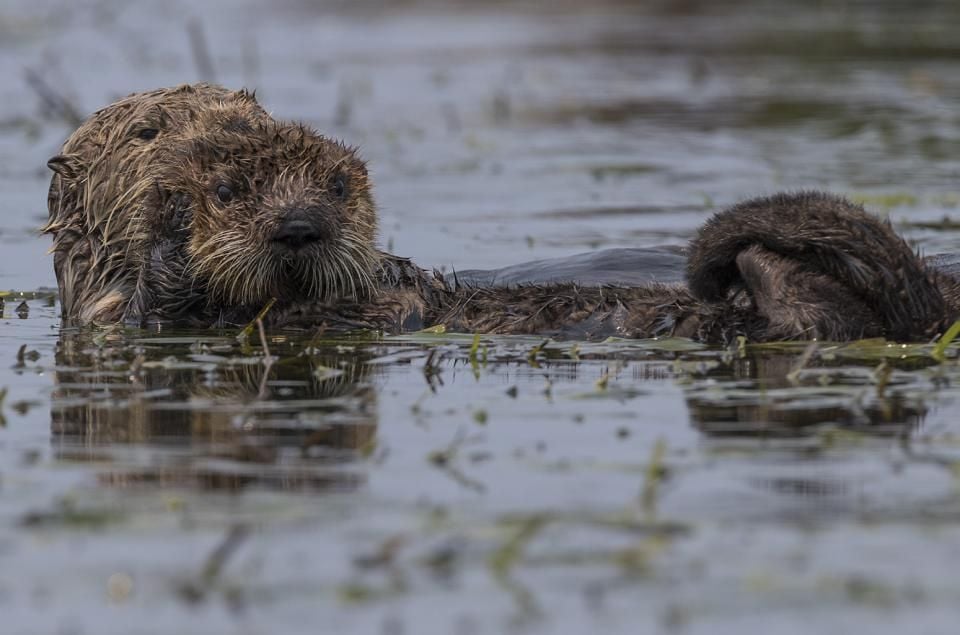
[43,84,960,342]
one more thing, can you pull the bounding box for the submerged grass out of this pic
[20,498,126,530]
[639,439,667,518]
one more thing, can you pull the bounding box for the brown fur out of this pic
[44,83,377,325]
[686,191,950,341]
[43,84,960,342]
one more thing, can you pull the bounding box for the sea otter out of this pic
[42,83,960,342]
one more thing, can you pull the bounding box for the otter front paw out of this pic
[686,191,946,341]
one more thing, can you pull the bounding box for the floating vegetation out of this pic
[7,2,960,631]
[19,498,125,530]
[932,320,960,361]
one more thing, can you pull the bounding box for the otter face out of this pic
[45,83,379,324]
[45,84,273,322]
[155,113,379,308]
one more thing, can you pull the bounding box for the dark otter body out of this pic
[43,84,960,342]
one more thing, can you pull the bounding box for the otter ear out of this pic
[47,154,81,179]
[46,153,86,232]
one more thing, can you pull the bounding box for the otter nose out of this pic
[272,212,323,250]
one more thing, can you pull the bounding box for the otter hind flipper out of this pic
[733,244,882,340]
[687,191,947,341]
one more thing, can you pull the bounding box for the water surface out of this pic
[2,1,960,633]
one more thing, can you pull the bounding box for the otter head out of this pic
[44,84,379,324]
[163,112,379,309]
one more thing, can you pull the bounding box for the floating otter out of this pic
[43,83,960,342]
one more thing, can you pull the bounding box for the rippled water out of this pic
[3,1,960,633]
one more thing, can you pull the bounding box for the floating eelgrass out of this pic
[236,297,277,342]
[932,319,960,361]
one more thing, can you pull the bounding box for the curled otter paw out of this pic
[686,191,946,341]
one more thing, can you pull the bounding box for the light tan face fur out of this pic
[173,112,379,306]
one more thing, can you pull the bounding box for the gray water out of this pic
[3,1,960,633]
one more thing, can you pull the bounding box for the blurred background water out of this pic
[3,1,960,634]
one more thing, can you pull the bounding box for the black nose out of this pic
[272,214,323,250]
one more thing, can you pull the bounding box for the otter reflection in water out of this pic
[51,330,378,492]
[684,353,928,437]
[43,83,960,342]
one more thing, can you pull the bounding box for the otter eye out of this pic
[333,177,346,199]
[216,184,234,204]
[137,128,159,141]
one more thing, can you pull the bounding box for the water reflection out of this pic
[685,352,928,437]
[49,329,380,492]
[47,326,937,461]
